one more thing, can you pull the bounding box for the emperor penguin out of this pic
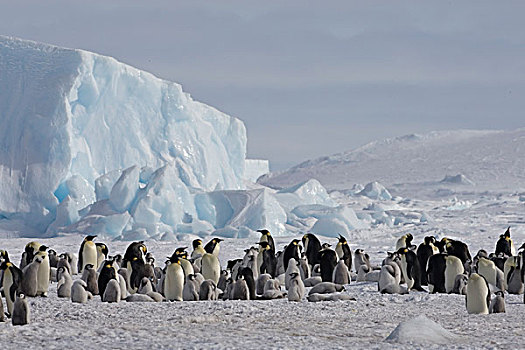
[335,235,352,271]
[164,255,184,301]
[319,246,338,282]
[57,267,73,298]
[199,280,219,300]
[441,238,472,266]
[12,295,30,326]
[287,272,305,302]
[21,257,41,297]
[200,253,221,284]
[81,264,99,295]
[123,241,148,293]
[243,253,259,281]
[489,291,505,313]
[285,258,300,290]
[23,241,41,269]
[395,233,415,251]
[397,247,425,291]
[308,281,344,295]
[256,274,272,295]
[183,274,200,301]
[172,248,194,280]
[71,279,90,303]
[231,275,250,300]
[477,257,497,288]
[191,239,206,260]
[378,257,402,292]
[34,245,50,297]
[416,236,438,285]
[451,274,468,295]
[354,249,372,274]
[466,273,490,314]
[138,277,153,294]
[0,292,4,322]
[98,261,117,300]
[240,267,256,300]
[444,255,464,293]
[218,269,230,291]
[283,239,302,271]
[333,259,350,285]
[302,233,322,268]
[78,235,98,273]
[0,261,23,316]
[503,256,522,293]
[495,227,515,257]
[257,229,275,274]
[96,243,109,269]
[257,242,277,277]
[257,229,276,252]
[48,249,59,268]
[204,237,224,257]
[426,253,446,293]
[103,279,121,303]
[298,253,310,281]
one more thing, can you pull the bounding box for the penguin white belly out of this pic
[445,256,464,293]
[82,243,98,271]
[256,251,264,274]
[180,259,194,278]
[466,274,489,314]
[97,254,105,270]
[201,254,220,284]
[164,264,184,301]
[36,253,50,296]
[478,260,497,286]
[400,257,414,290]
[3,270,14,314]
[335,245,343,259]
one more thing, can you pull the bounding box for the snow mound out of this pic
[440,174,475,185]
[385,315,458,344]
[358,181,392,200]
[0,35,247,233]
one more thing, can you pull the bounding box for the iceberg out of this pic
[0,36,246,233]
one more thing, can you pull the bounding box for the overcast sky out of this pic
[1,1,524,170]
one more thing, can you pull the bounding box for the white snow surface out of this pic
[0,36,246,232]
[385,315,459,344]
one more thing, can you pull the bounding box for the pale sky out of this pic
[1,1,524,170]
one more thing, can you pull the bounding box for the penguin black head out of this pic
[192,239,203,249]
[321,243,331,250]
[0,261,10,270]
[48,249,57,255]
[0,250,9,262]
[96,243,109,256]
[258,241,271,249]
[39,245,48,252]
[174,247,188,257]
[212,238,224,244]
[495,290,505,298]
[289,272,299,278]
[85,235,97,242]
[85,264,95,270]
[168,255,181,264]
[504,227,511,238]
[338,235,348,244]
[257,229,270,236]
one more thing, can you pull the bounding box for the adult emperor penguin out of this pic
[0,261,23,316]
[122,241,148,293]
[440,238,472,265]
[495,227,515,257]
[12,295,30,326]
[164,255,184,301]
[397,247,424,291]
[34,245,50,297]
[173,248,194,280]
[444,255,464,293]
[78,235,98,273]
[426,253,447,293]
[98,261,117,301]
[96,243,109,269]
[335,235,352,271]
[466,273,490,314]
[257,229,276,252]
[477,257,497,287]
[283,239,301,271]
[22,241,41,269]
[204,238,224,257]
[319,246,338,282]
[417,236,438,285]
[503,256,523,293]
[302,233,322,268]
[200,252,221,284]
[258,242,277,277]
[257,230,275,274]
[395,233,415,251]
[191,239,206,260]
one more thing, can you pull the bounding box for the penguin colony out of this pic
[0,227,521,326]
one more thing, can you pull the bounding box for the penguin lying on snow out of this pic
[307,293,355,302]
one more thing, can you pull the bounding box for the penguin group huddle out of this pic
[0,227,521,326]
[375,227,522,315]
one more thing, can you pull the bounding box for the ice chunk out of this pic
[358,181,392,200]
[95,170,122,201]
[292,204,366,237]
[245,159,269,182]
[275,179,335,211]
[110,166,140,212]
[440,174,475,185]
[385,315,458,344]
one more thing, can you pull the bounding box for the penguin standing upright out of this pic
[200,253,221,284]
[333,259,350,285]
[319,246,338,282]
[495,227,515,257]
[173,248,194,280]
[335,235,352,271]
[122,241,147,293]
[397,247,424,291]
[34,245,50,297]
[21,257,41,297]
[78,235,98,273]
[164,256,184,301]
[417,236,437,285]
[96,243,109,269]
[489,291,505,313]
[283,239,301,271]
[466,273,490,314]
[191,239,206,260]
[444,255,464,293]
[477,257,497,287]
[258,242,277,277]
[98,261,117,301]
[395,233,415,251]
[427,253,447,293]
[257,229,275,274]
[48,249,59,268]
[11,295,30,326]
[287,272,305,302]
[204,238,224,257]
[22,242,41,269]
[0,261,22,316]
[257,229,276,252]
[302,233,322,269]
[81,264,99,295]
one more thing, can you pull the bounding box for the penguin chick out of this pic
[103,279,121,303]
[308,282,344,295]
[307,293,356,302]
[303,276,323,287]
[71,280,90,304]
[256,274,272,295]
[231,276,250,300]
[125,294,155,302]
[12,295,30,326]
[287,272,305,302]
[138,277,153,295]
[333,259,350,285]
[489,291,505,313]
[21,257,41,297]
[285,258,300,290]
[183,274,200,301]
[81,264,99,295]
[451,274,468,295]
[199,280,218,300]
[57,268,73,298]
